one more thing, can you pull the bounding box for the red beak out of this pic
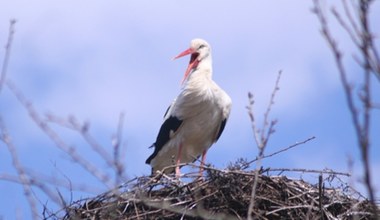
[173,48,193,59]
[173,48,199,84]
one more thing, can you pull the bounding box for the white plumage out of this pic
[146,39,232,176]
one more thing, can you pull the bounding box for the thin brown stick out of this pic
[312,1,378,217]
[112,112,126,185]
[312,1,359,130]
[247,71,282,220]
[0,118,39,220]
[266,168,350,177]
[260,70,281,149]
[0,173,66,210]
[331,8,360,49]
[246,136,316,167]
[6,80,113,188]
[332,0,379,79]
[45,113,128,185]
[343,0,360,39]
[0,19,16,95]
[0,20,40,219]
[0,172,100,195]
[46,114,115,170]
[341,0,380,79]
[357,2,377,216]
[318,174,325,220]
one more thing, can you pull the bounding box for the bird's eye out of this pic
[198,45,205,49]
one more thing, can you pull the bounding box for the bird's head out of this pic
[173,38,211,84]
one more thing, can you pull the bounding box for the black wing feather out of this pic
[145,116,183,164]
[163,105,171,118]
[215,118,227,142]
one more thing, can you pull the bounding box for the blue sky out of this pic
[1,1,379,219]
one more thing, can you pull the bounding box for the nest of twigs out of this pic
[61,163,376,220]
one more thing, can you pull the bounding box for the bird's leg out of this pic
[199,150,207,178]
[175,143,183,178]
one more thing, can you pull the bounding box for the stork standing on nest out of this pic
[145,39,232,177]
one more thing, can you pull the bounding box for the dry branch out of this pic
[0,118,39,220]
[312,0,379,217]
[6,80,113,188]
[246,136,316,167]
[0,19,16,94]
[246,70,281,220]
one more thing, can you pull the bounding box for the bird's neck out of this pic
[187,56,213,84]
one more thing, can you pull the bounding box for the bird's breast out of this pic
[178,99,222,143]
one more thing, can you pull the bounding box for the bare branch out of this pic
[247,70,282,220]
[0,19,16,95]
[45,114,114,168]
[331,7,361,49]
[0,118,39,220]
[246,136,316,167]
[246,92,260,149]
[261,70,281,149]
[0,173,64,207]
[112,112,126,186]
[312,0,378,217]
[265,168,350,177]
[6,80,113,188]
[45,113,128,185]
[343,0,361,38]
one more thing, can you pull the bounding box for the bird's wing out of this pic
[145,89,206,165]
[163,99,176,119]
[145,101,183,164]
[214,90,232,143]
[214,118,228,142]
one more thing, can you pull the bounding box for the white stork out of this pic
[145,38,232,177]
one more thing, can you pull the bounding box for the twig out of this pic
[142,197,240,220]
[0,171,100,195]
[318,174,325,220]
[341,0,380,80]
[266,205,319,215]
[246,71,281,153]
[46,114,114,168]
[0,172,72,208]
[247,70,282,220]
[0,19,16,95]
[342,0,360,39]
[112,112,126,186]
[260,70,281,149]
[6,80,113,188]
[246,136,316,167]
[45,113,128,185]
[0,118,39,220]
[331,7,360,49]
[312,1,378,217]
[267,168,350,177]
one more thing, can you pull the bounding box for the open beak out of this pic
[173,48,200,84]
